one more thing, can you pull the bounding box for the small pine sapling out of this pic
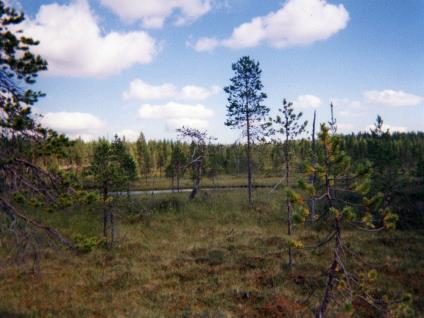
[303,124,398,317]
[267,99,308,269]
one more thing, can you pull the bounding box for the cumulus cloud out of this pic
[194,0,349,52]
[138,102,214,130]
[294,95,322,108]
[364,90,423,107]
[194,37,220,52]
[123,79,220,101]
[40,111,106,141]
[22,0,157,77]
[99,0,211,29]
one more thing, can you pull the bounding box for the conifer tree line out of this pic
[36,130,424,183]
[42,115,424,229]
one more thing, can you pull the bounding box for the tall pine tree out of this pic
[224,56,269,205]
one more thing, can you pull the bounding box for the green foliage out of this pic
[342,206,356,221]
[166,142,187,180]
[90,136,136,194]
[76,191,101,205]
[224,56,269,131]
[12,192,26,204]
[363,192,384,209]
[58,193,72,208]
[401,293,413,305]
[384,211,399,230]
[298,179,315,195]
[310,122,400,316]
[28,197,42,208]
[73,234,106,253]
[343,301,353,313]
[361,213,375,228]
[0,0,47,134]
[283,187,303,205]
[367,269,378,281]
[292,207,309,224]
[288,239,304,249]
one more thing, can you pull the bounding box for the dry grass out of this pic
[0,190,422,317]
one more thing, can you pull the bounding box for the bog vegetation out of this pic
[0,2,423,317]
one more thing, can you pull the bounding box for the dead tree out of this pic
[177,127,215,200]
[309,110,317,219]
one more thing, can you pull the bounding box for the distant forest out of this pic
[33,129,424,229]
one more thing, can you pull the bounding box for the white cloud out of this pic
[123,79,220,101]
[124,80,177,100]
[194,0,349,52]
[138,102,213,119]
[364,90,423,107]
[99,0,211,29]
[180,85,220,100]
[40,111,106,141]
[23,0,157,77]
[117,129,140,142]
[194,37,220,52]
[138,102,214,130]
[294,95,322,108]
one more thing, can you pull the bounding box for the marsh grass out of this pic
[126,175,284,191]
[0,190,422,317]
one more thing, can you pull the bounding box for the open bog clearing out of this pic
[1,190,422,317]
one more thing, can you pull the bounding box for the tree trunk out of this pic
[110,210,115,247]
[310,110,317,219]
[190,161,202,200]
[246,114,253,206]
[171,171,175,193]
[177,167,180,193]
[316,218,341,318]
[102,183,108,238]
[316,170,339,317]
[285,136,293,269]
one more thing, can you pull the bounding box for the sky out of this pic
[14,0,424,142]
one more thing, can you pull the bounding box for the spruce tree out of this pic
[90,136,135,245]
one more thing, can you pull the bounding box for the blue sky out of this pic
[16,0,424,142]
